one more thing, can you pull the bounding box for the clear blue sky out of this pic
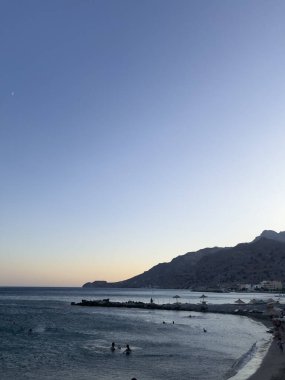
[1,0,285,286]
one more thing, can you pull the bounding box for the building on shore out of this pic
[260,280,282,291]
[238,280,283,292]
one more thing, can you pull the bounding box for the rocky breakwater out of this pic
[71,299,270,319]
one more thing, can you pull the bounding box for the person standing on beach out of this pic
[277,339,283,352]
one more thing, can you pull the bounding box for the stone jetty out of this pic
[71,299,269,319]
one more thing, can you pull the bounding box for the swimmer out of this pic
[110,342,115,351]
[125,344,132,354]
[203,328,207,333]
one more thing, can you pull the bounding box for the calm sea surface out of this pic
[0,288,276,380]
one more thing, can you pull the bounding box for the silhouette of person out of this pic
[277,339,283,352]
[125,344,132,354]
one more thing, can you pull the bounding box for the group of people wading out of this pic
[110,342,132,354]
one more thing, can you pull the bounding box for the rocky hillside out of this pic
[253,230,285,243]
[83,231,285,289]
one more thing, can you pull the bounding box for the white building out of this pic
[260,280,282,291]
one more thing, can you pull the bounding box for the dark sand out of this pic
[248,317,285,380]
[248,339,285,380]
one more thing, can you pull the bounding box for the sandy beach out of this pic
[248,314,285,380]
[249,339,285,380]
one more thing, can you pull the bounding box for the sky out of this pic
[1,0,285,286]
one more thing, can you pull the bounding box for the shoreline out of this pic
[72,299,285,380]
[246,314,285,380]
[247,336,285,380]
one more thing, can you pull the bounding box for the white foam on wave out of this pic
[227,336,272,380]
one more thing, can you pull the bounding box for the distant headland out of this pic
[83,230,285,291]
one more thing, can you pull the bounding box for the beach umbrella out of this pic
[266,298,276,303]
[173,295,181,304]
[249,299,257,304]
[234,299,245,304]
[199,294,207,305]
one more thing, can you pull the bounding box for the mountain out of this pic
[253,230,285,243]
[83,230,285,289]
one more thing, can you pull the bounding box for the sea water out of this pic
[0,288,273,380]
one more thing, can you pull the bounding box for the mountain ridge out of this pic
[253,230,285,243]
[83,230,285,289]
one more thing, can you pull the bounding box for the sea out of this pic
[0,287,277,380]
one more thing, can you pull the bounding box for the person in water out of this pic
[111,342,116,351]
[125,344,132,354]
